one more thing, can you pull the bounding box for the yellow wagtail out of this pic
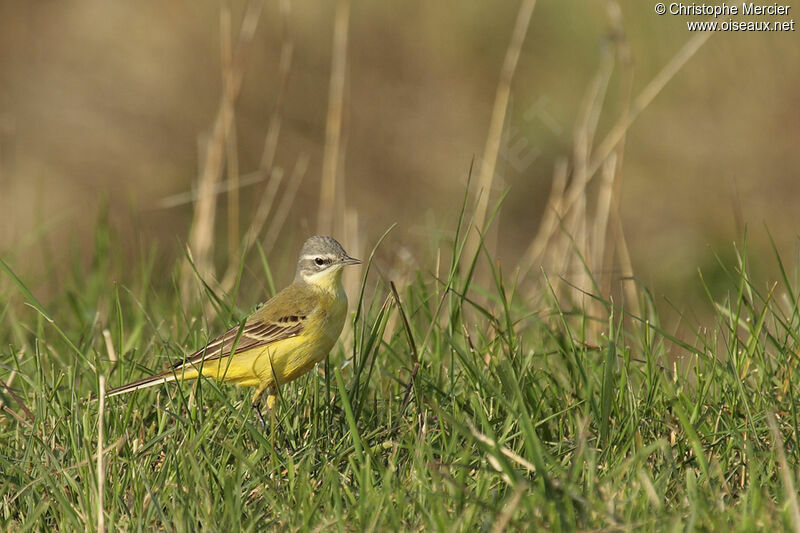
[107,236,360,423]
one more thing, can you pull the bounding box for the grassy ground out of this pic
[2,214,800,531]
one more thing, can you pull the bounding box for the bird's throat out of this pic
[302,266,345,296]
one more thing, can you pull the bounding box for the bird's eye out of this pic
[315,257,325,266]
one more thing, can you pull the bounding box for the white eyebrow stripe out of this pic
[301,254,338,261]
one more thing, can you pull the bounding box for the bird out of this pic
[106,236,360,425]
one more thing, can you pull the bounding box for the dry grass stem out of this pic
[338,205,362,351]
[263,155,310,253]
[767,412,800,533]
[490,482,526,533]
[520,29,710,317]
[0,377,33,421]
[465,0,537,263]
[219,0,294,292]
[102,329,117,364]
[605,7,638,314]
[96,375,106,533]
[585,31,712,200]
[318,0,350,235]
[518,157,567,280]
[564,49,614,307]
[219,168,284,292]
[592,153,615,275]
[182,0,264,302]
[0,346,25,413]
[155,170,270,210]
[221,5,241,262]
[258,3,293,175]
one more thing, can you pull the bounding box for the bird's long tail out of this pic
[106,368,200,398]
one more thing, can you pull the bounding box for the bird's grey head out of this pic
[295,236,360,283]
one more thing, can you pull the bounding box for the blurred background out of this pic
[1,0,798,314]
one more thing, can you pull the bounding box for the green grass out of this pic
[2,219,800,531]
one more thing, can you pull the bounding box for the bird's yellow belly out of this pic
[255,332,336,385]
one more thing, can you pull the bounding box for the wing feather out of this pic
[173,285,317,369]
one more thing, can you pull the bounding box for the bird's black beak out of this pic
[341,255,361,266]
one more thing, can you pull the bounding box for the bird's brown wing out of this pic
[174,285,318,369]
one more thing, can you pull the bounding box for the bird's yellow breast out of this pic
[252,270,347,386]
[258,288,346,385]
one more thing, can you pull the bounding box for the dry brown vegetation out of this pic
[1,0,798,310]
